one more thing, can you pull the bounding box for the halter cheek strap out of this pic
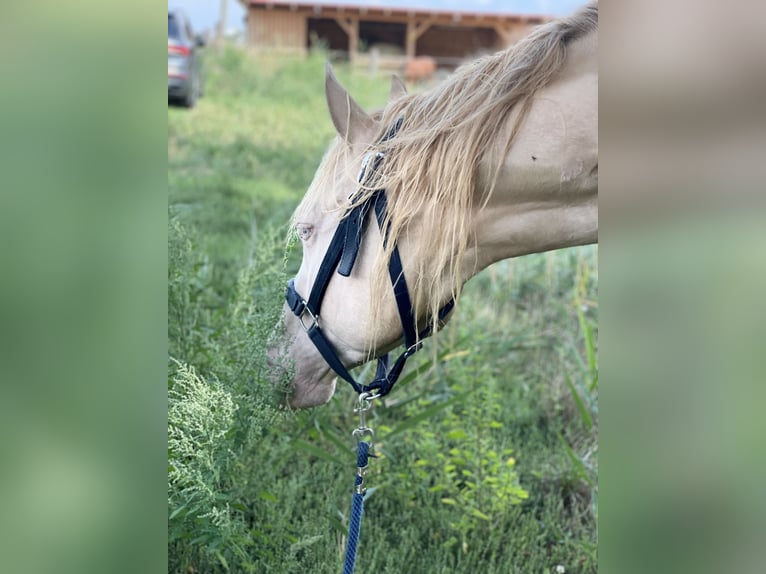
[285,119,454,398]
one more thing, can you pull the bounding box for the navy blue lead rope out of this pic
[342,440,370,574]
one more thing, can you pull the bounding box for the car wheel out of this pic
[181,83,197,109]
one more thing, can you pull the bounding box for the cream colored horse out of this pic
[280,3,598,408]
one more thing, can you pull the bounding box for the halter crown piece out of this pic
[285,118,454,398]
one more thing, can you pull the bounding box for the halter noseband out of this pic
[285,118,454,398]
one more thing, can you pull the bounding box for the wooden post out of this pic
[493,25,511,49]
[405,21,416,59]
[405,19,434,59]
[334,17,359,63]
[349,18,359,62]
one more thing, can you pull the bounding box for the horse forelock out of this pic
[295,3,598,348]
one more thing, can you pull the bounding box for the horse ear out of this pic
[325,62,375,144]
[388,74,407,101]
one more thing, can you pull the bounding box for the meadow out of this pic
[168,46,598,573]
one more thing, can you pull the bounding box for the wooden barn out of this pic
[239,1,550,68]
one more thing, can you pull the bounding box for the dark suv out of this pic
[168,10,204,108]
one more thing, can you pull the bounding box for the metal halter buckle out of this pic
[357,151,386,185]
[297,306,319,332]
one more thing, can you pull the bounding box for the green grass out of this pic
[169,45,598,573]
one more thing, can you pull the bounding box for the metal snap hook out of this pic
[352,426,375,442]
[352,392,379,445]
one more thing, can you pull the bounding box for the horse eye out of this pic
[296,224,314,241]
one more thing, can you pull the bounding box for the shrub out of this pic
[168,218,292,572]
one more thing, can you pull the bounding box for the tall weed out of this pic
[168,217,292,572]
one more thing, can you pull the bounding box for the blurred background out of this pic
[1,1,764,573]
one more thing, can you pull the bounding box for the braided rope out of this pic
[342,441,370,574]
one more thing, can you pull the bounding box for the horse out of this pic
[404,56,437,84]
[277,3,598,408]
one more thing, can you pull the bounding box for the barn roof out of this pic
[243,0,572,19]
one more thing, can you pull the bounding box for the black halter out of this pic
[285,119,454,398]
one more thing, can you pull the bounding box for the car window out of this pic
[168,14,181,40]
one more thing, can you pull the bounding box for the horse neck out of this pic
[464,32,598,279]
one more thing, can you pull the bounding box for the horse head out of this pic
[274,66,414,408]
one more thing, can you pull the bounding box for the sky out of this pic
[169,1,582,35]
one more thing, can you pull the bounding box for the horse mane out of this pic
[295,3,598,345]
